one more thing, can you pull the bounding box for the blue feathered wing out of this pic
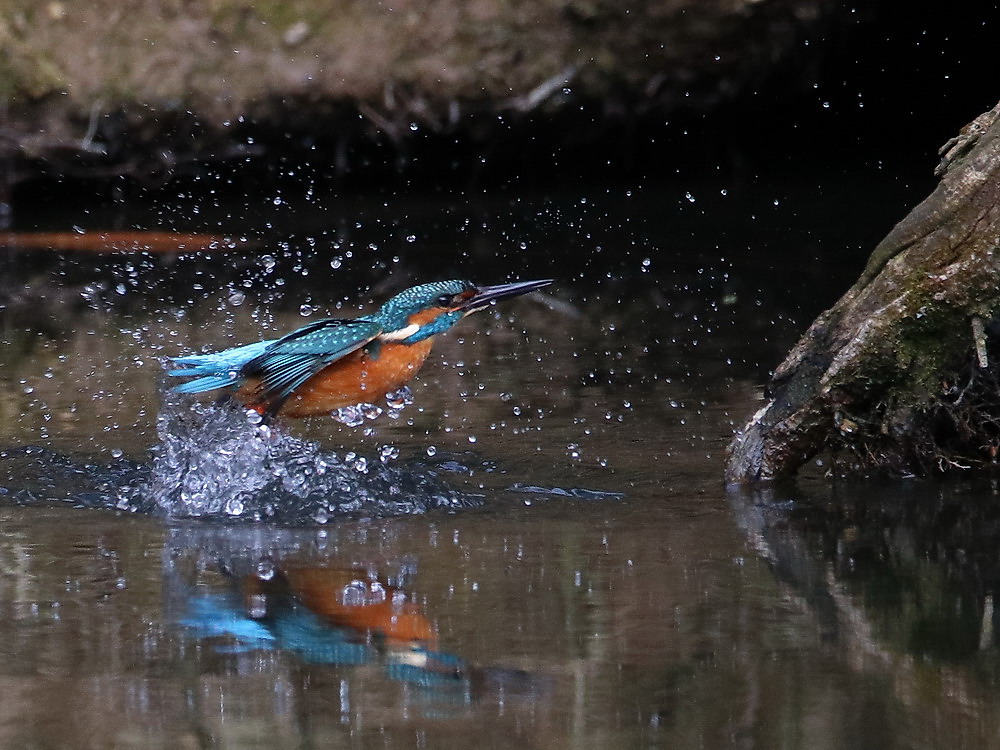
[168,318,382,416]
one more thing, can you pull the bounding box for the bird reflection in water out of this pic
[243,563,468,688]
[168,529,545,699]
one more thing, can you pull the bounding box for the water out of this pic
[1,177,995,748]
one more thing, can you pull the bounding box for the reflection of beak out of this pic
[459,278,553,313]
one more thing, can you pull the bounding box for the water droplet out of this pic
[386,386,413,408]
[332,405,365,426]
[361,403,383,420]
[426,445,437,457]
[255,560,275,580]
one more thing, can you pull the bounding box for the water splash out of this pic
[0,395,477,523]
[2,393,620,524]
[138,394,476,521]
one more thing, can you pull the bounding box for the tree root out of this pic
[727,101,1000,482]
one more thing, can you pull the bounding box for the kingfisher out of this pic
[167,278,552,420]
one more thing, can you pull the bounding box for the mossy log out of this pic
[726,101,1000,482]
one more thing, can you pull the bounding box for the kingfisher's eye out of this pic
[435,294,454,307]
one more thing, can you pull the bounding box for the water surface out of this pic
[2,179,996,748]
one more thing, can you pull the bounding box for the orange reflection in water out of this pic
[0,230,250,253]
[244,564,438,648]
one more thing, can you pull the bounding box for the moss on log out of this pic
[726,101,1000,482]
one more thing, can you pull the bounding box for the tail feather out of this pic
[166,340,273,394]
[171,374,240,394]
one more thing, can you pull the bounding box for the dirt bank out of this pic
[1,0,833,184]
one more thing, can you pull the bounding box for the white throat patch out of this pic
[379,323,421,342]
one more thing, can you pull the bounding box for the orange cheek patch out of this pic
[407,307,446,326]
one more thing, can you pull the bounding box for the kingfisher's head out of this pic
[372,278,552,344]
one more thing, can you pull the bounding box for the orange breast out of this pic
[272,337,434,418]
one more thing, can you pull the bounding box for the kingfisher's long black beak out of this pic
[460,278,553,313]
